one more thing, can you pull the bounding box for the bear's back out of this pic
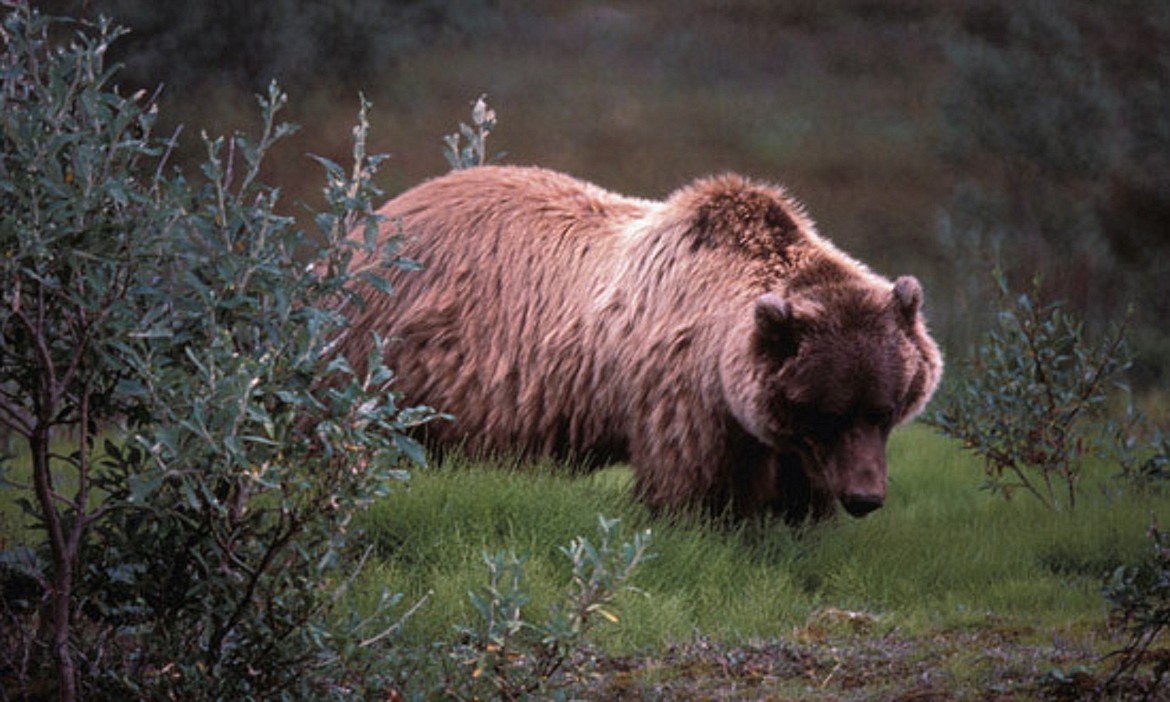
[356,167,654,461]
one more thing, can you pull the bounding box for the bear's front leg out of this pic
[761,452,837,526]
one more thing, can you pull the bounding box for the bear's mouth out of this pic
[840,494,884,518]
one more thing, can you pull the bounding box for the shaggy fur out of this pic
[339,166,942,522]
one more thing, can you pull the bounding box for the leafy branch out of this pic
[443,93,502,170]
[927,270,1132,511]
[445,515,653,701]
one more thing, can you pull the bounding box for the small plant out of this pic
[1103,519,1170,698]
[927,271,1131,510]
[443,515,653,701]
[443,93,501,170]
[1109,406,1170,489]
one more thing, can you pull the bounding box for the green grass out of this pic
[5,423,1167,695]
[0,442,29,548]
[0,438,126,547]
[356,424,1170,656]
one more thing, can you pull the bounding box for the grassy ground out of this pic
[355,424,1170,699]
[4,428,1164,698]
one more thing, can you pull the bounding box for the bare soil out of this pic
[570,627,1168,701]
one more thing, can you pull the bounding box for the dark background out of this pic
[39,0,1170,393]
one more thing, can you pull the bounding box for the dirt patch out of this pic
[570,628,1167,701]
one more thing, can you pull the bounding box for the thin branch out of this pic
[66,385,93,560]
[153,122,183,187]
[360,590,432,649]
[208,508,301,661]
[0,392,35,438]
[12,304,56,418]
[974,442,1054,509]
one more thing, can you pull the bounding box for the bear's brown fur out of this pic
[339,166,942,521]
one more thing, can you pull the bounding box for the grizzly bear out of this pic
[339,166,942,522]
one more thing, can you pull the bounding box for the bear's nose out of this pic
[841,494,884,518]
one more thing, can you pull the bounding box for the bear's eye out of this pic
[799,408,844,439]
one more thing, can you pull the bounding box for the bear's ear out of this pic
[753,293,801,359]
[892,276,923,325]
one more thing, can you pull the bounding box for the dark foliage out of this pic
[39,0,503,93]
[1104,521,1170,699]
[939,0,1170,384]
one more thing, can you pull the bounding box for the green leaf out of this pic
[128,470,165,503]
[357,270,394,297]
[394,434,428,468]
[115,377,149,398]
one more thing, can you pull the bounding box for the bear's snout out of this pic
[841,493,884,518]
[822,424,889,518]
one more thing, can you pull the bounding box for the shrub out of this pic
[1103,520,1170,697]
[0,5,431,699]
[927,271,1131,511]
[439,515,653,701]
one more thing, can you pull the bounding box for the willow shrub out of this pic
[0,5,433,699]
[927,271,1132,511]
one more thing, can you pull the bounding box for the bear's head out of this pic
[721,276,942,519]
